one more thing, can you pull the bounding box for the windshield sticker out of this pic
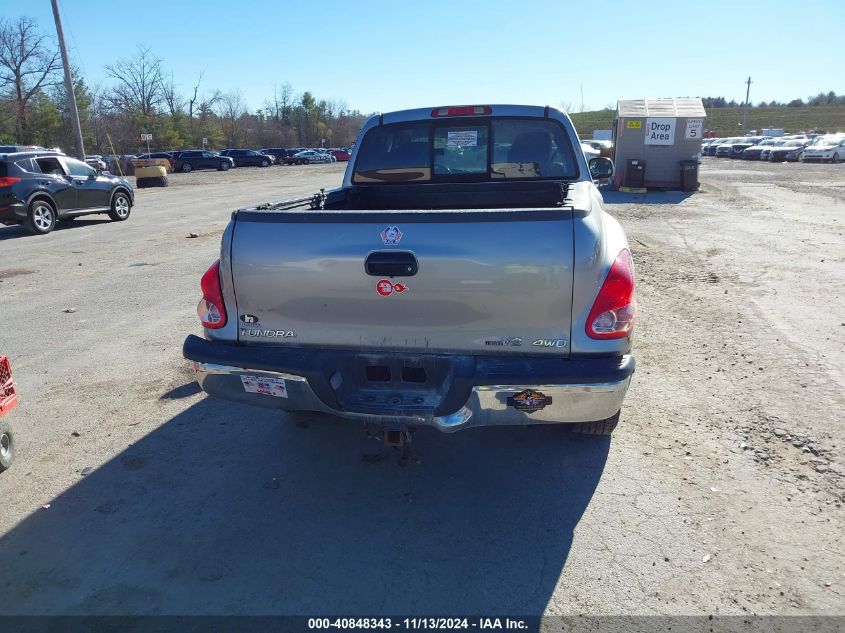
[376,279,408,297]
[447,130,478,147]
[380,225,403,246]
[240,375,288,398]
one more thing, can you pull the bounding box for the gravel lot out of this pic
[0,159,842,616]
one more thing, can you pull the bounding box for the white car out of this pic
[316,149,337,163]
[800,135,845,163]
[84,155,107,171]
[580,142,600,162]
[286,150,332,165]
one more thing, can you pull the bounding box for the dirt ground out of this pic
[0,159,842,617]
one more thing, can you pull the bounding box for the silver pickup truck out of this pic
[183,105,636,445]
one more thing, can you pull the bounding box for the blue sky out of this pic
[3,0,843,114]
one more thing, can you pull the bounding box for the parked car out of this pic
[702,138,724,156]
[330,149,351,161]
[767,140,809,163]
[260,148,292,164]
[137,151,175,162]
[714,138,743,157]
[219,149,273,167]
[582,139,613,158]
[580,142,600,162]
[84,155,107,171]
[183,104,633,450]
[727,137,766,158]
[283,150,332,165]
[171,150,234,173]
[741,139,780,160]
[800,135,845,163]
[0,150,134,234]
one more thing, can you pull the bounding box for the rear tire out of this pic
[303,158,310,165]
[182,163,193,173]
[25,198,56,235]
[0,420,13,472]
[570,411,620,436]
[108,191,132,221]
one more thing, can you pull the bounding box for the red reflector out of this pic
[0,177,21,187]
[197,260,228,329]
[586,249,636,340]
[431,105,492,117]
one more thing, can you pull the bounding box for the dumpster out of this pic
[624,159,646,188]
[680,159,699,192]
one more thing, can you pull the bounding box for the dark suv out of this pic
[0,151,134,235]
[172,150,234,173]
[218,149,273,167]
[259,147,291,164]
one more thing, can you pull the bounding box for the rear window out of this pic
[352,118,578,184]
[353,122,431,183]
[14,158,35,173]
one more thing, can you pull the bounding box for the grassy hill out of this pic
[570,105,845,138]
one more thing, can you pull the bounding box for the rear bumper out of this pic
[0,202,26,223]
[183,335,634,433]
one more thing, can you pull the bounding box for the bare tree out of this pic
[105,45,164,116]
[188,71,203,121]
[217,90,245,146]
[161,73,183,116]
[0,16,62,141]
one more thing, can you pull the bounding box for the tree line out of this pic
[0,16,370,155]
[701,92,845,109]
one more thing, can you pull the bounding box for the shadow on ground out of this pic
[0,218,111,241]
[0,396,609,615]
[600,189,695,205]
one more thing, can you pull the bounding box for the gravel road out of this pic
[0,159,842,616]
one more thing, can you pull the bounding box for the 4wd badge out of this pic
[507,389,553,414]
[380,225,403,246]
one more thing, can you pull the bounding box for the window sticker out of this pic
[447,130,478,147]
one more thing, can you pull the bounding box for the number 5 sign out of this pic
[685,119,703,140]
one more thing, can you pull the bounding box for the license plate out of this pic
[240,375,288,398]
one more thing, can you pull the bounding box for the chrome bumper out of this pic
[191,361,631,433]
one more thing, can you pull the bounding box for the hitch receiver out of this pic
[383,429,405,447]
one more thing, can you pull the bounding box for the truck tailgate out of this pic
[230,209,574,356]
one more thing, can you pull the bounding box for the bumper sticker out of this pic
[376,279,408,296]
[240,375,288,398]
[507,389,553,414]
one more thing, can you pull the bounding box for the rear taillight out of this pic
[197,260,227,329]
[0,177,21,187]
[431,105,492,117]
[586,249,636,339]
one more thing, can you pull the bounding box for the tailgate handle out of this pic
[365,251,418,277]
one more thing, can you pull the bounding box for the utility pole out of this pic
[742,76,752,133]
[51,0,85,159]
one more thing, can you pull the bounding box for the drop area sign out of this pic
[645,117,676,145]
